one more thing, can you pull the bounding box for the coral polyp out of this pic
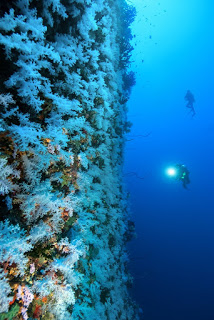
[0,0,139,319]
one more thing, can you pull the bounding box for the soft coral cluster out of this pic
[0,0,139,319]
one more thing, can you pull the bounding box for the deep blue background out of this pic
[124,1,214,319]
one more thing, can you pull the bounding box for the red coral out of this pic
[9,295,16,306]
[33,304,42,318]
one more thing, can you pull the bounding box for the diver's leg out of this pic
[192,107,196,116]
[186,175,190,184]
[182,179,188,189]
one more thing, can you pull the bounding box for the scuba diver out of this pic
[166,164,190,189]
[175,164,190,189]
[184,90,196,117]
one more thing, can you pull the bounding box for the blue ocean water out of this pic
[125,0,214,319]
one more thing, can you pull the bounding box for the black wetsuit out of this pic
[185,90,196,117]
[176,164,190,189]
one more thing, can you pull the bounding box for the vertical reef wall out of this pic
[0,0,138,319]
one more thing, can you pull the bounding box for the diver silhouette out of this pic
[184,90,196,117]
[175,164,190,189]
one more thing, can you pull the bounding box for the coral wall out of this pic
[0,0,138,319]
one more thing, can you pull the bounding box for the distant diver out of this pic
[184,90,196,117]
[175,164,190,189]
[166,164,190,189]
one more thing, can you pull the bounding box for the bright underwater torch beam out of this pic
[166,167,177,178]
